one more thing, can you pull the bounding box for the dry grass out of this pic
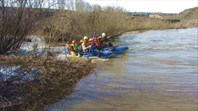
[40,8,197,44]
[0,55,95,111]
[40,8,133,44]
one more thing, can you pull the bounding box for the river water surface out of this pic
[46,28,198,111]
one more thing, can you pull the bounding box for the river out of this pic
[46,28,198,111]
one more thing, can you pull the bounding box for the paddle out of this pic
[88,32,97,58]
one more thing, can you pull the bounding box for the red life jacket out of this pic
[67,44,73,52]
[90,39,100,46]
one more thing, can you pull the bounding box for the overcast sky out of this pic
[85,0,197,13]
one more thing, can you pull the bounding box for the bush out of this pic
[41,7,131,44]
[0,55,95,111]
[0,0,50,54]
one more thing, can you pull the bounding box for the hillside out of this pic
[156,7,197,27]
[179,7,198,20]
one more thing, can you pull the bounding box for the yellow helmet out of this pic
[80,39,84,43]
[89,38,93,41]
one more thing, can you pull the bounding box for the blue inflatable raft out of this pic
[65,45,129,59]
[103,46,129,55]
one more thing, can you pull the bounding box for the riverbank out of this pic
[40,6,197,44]
[42,17,197,44]
[0,55,95,111]
[45,28,197,111]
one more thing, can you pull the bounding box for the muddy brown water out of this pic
[46,28,198,111]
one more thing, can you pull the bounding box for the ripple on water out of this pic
[46,28,198,111]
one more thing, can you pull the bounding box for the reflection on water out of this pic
[46,28,198,111]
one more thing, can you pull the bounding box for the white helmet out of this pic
[102,33,106,37]
[84,36,88,40]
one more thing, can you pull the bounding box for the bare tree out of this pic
[0,0,51,54]
[57,0,65,9]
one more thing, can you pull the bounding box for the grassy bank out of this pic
[0,56,95,111]
[39,7,197,44]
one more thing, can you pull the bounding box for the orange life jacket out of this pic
[89,38,100,46]
[93,39,100,46]
[67,44,73,52]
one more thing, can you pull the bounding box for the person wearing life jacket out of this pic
[65,42,76,56]
[97,33,106,47]
[89,38,100,47]
[88,38,93,45]
[77,39,84,56]
[98,32,113,48]
[70,40,78,53]
[81,36,91,53]
[66,43,72,52]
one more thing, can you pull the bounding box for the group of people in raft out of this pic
[65,32,113,57]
